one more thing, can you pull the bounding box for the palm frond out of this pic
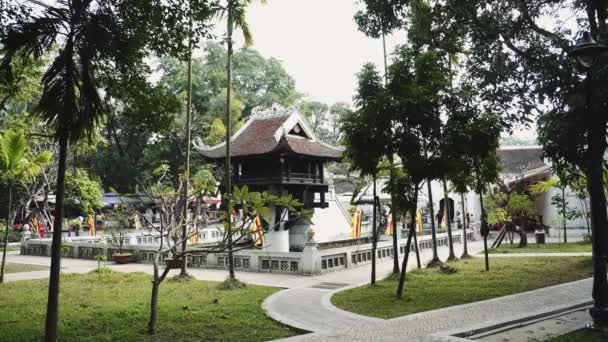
[231,4,253,46]
[0,16,62,81]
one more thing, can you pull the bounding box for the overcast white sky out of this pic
[224,0,404,105]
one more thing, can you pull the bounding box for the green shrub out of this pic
[0,230,22,243]
[217,277,247,291]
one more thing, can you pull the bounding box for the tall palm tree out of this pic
[220,0,263,279]
[1,2,126,340]
[0,129,51,283]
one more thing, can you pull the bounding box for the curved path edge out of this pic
[264,278,594,341]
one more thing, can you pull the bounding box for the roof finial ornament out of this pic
[193,137,210,150]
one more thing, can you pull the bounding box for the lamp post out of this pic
[568,31,608,328]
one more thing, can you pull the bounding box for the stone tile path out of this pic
[488,252,592,257]
[476,309,591,342]
[263,242,594,341]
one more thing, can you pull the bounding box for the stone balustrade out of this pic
[21,230,475,276]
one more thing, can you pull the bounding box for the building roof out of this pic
[194,112,343,160]
[498,146,547,174]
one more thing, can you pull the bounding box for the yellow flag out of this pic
[416,210,423,232]
[88,216,95,236]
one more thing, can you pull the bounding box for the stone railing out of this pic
[21,230,475,276]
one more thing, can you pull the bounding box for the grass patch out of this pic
[217,277,247,290]
[488,242,592,254]
[0,271,297,341]
[2,262,47,274]
[332,257,593,319]
[546,328,608,342]
[1,245,19,252]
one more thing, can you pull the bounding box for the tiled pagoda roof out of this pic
[194,113,343,160]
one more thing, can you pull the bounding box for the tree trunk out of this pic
[427,179,439,263]
[388,155,399,273]
[396,186,418,298]
[412,224,421,269]
[442,178,456,260]
[148,279,160,335]
[562,186,567,244]
[180,38,194,278]
[586,115,608,325]
[477,174,489,272]
[45,133,69,342]
[225,3,235,280]
[0,182,12,283]
[460,192,469,258]
[371,174,377,285]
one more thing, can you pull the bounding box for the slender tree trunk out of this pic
[562,186,567,244]
[412,219,421,269]
[371,174,377,285]
[460,192,469,258]
[148,278,160,334]
[148,282,159,334]
[586,114,608,325]
[388,155,399,273]
[477,175,489,272]
[396,186,418,298]
[225,3,235,280]
[381,31,388,85]
[0,182,12,283]
[442,178,456,260]
[180,38,194,278]
[45,134,69,342]
[427,179,439,263]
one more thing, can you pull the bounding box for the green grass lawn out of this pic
[1,245,19,252]
[488,241,592,254]
[0,271,298,342]
[546,328,608,342]
[3,262,47,274]
[332,257,593,319]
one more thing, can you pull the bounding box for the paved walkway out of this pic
[266,279,592,341]
[487,252,592,257]
[263,242,594,341]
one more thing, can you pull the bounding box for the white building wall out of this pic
[541,186,589,231]
[419,180,482,229]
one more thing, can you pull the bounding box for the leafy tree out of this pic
[218,0,266,280]
[0,0,215,338]
[207,89,244,138]
[64,169,103,216]
[134,163,308,335]
[355,0,412,273]
[0,129,51,283]
[157,42,298,121]
[0,56,44,115]
[441,0,608,320]
[341,63,390,284]
[327,102,351,144]
[205,118,227,145]
[97,76,182,192]
[300,101,329,136]
[486,192,536,227]
[354,0,409,82]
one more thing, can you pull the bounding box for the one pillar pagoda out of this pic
[195,112,343,252]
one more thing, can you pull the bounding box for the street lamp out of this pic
[568,31,608,328]
[568,31,608,68]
